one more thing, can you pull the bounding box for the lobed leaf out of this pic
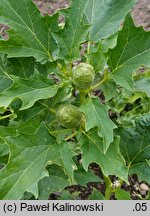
[60,191,76,200]
[5,57,35,78]
[108,14,150,90]
[0,54,13,93]
[38,165,70,200]
[86,43,106,73]
[0,0,59,62]
[0,123,55,199]
[117,114,150,183]
[84,0,137,41]
[115,188,131,200]
[52,0,90,60]
[0,54,35,93]
[88,188,105,200]
[0,123,76,199]
[0,72,59,110]
[79,129,128,182]
[59,141,77,184]
[80,97,117,153]
[74,168,100,186]
[136,77,150,98]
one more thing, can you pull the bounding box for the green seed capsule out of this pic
[73,63,95,92]
[57,104,82,129]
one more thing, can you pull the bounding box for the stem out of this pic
[38,102,56,115]
[49,108,56,115]
[57,63,67,77]
[65,131,77,141]
[118,178,123,187]
[90,69,109,90]
[69,62,73,76]
[46,125,73,137]
[0,27,5,34]
[90,76,107,90]
[38,101,49,109]
[48,119,58,126]
[50,128,72,134]
[87,41,91,55]
[103,175,113,200]
[80,91,86,104]
[0,114,14,120]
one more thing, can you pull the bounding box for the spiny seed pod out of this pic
[57,104,82,129]
[73,63,95,92]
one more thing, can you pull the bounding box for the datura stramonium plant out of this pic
[73,63,95,93]
[57,104,83,129]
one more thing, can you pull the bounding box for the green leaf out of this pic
[52,0,89,60]
[0,123,76,199]
[0,0,59,62]
[59,141,77,184]
[16,103,44,123]
[74,169,100,186]
[88,188,105,200]
[15,100,57,126]
[16,118,42,134]
[79,129,128,182]
[0,142,9,158]
[21,191,35,200]
[6,57,35,78]
[51,86,72,107]
[0,54,35,93]
[38,165,70,200]
[0,72,59,110]
[0,54,13,93]
[60,191,76,200]
[115,188,131,200]
[0,155,9,166]
[84,0,136,41]
[117,114,150,183]
[0,125,16,137]
[0,123,55,199]
[101,33,118,52]
[80,97,116,152]
[100,79,118,102]
[36,61,58,77]
[108,14,150,90]
[135,77,150,97]
[86,43,106,73]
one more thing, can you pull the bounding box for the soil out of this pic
[132,0,150,30]
[33,0,69,15]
